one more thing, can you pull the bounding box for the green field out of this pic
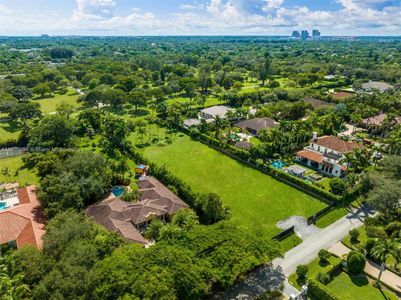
[0,116,20,143]
[0,155,39,186]
[35,89,81,114]
[143,134,326,236]
[327,272,398,300]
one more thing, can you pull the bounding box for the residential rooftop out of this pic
[313,135,364,153]
[86,177,189,245]
[0,186,46,249]
[234,117,278,135]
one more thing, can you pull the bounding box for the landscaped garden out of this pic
[143,133,327,236]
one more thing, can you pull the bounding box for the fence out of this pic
[0,147,27,159]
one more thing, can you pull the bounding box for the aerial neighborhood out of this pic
[1,30,401,300]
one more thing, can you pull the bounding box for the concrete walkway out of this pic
[273,206,373,296]
[330,241,401,293]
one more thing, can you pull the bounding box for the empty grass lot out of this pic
[143,134,326,236]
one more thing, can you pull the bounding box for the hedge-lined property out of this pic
[142,134,327,237]
[308,279,339,300]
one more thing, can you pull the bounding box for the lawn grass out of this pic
[315,206,349,228]
[0,117,20,143]
[35,89,81,114]
[142,134,327,236]
[278,233,302,252]
[327,272,398,300]
[0,155,39,186]
[288,255,342,289]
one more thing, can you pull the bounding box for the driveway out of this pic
[273,206,373,295]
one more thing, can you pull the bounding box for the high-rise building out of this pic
[301,30,309,40]
[292,31,300,38]
[312,30,321,39]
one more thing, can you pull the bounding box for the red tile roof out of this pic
[314,136,364,153]
[296,150,323,164]
[0,186,46,249]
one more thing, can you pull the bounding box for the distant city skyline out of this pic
[1,0,401,36]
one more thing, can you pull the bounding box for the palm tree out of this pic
[159,224,181,240]
[144,219,164,241]
[391,244,401,271]
[172,209,199,229]
[371,239,393,285]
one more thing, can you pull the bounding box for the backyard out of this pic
[143,133,327,236]
[0,155,39,186]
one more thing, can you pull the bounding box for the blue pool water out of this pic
[271,160,285,169]
[111,186,125,198]
[0,202,7,210]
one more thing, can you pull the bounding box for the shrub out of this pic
[329,178,347,195]
[296,264,308,281]
[347,251,366,273]
[364,216,384,227]
[318,249,331,263]
[315,272,331,285]
[385,222,401,236]
[366,226,386,239]
[365,238,376,256]
[349,229,360,243]
[308,279,339,300]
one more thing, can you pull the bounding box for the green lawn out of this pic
[143,134,326,236]
[0,155,39,186]
[327,272,398,300]
[35,89,81,114]
[0,117,20,143]
[289,254,342,289]
[278,233,302,252]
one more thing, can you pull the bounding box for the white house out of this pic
[199,105,232,120]
[296,134,364,177]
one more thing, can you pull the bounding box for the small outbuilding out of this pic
[135,164,149,177]
[286,165,307,178]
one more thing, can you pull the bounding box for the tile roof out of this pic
[86,177,189,245]
[234,117,278,133]
[296,150,323,164]
[302,97,333,108]
[200,106,231,118]
[361,113,401,127]
[362,81,394,92]
[0,186,45,249]
[313,136,364,153]
[332,92,354,99]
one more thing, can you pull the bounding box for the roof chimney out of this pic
[312,132,318,141]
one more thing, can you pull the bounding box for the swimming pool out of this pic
[271,160,285,169]
[111,186,125,198]
[0,202,7,210]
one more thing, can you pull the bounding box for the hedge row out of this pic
[307,279,339,300]
[182,126,341,203]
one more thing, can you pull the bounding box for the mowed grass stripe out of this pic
[143,134,326,236]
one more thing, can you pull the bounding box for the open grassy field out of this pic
[35,89,81,114]
[143,134,326,236]
[327,272,398,300]
[0,155,39,186]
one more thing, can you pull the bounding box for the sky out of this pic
[1,0,401,36]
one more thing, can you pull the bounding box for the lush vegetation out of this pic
[2,35,401,299]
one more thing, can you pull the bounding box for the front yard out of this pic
[142,133,327,237]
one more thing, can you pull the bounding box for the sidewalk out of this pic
[329,242,401,293]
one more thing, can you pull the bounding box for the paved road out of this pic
[273,206,373,296]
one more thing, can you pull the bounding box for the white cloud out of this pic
[1,0,401,35]
[0,3,11,14]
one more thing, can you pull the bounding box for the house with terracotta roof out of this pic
[0,186,46,250]
[296,134,364,177]
[86,176,189,245]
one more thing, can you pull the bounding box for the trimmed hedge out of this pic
[308,279,339,300]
